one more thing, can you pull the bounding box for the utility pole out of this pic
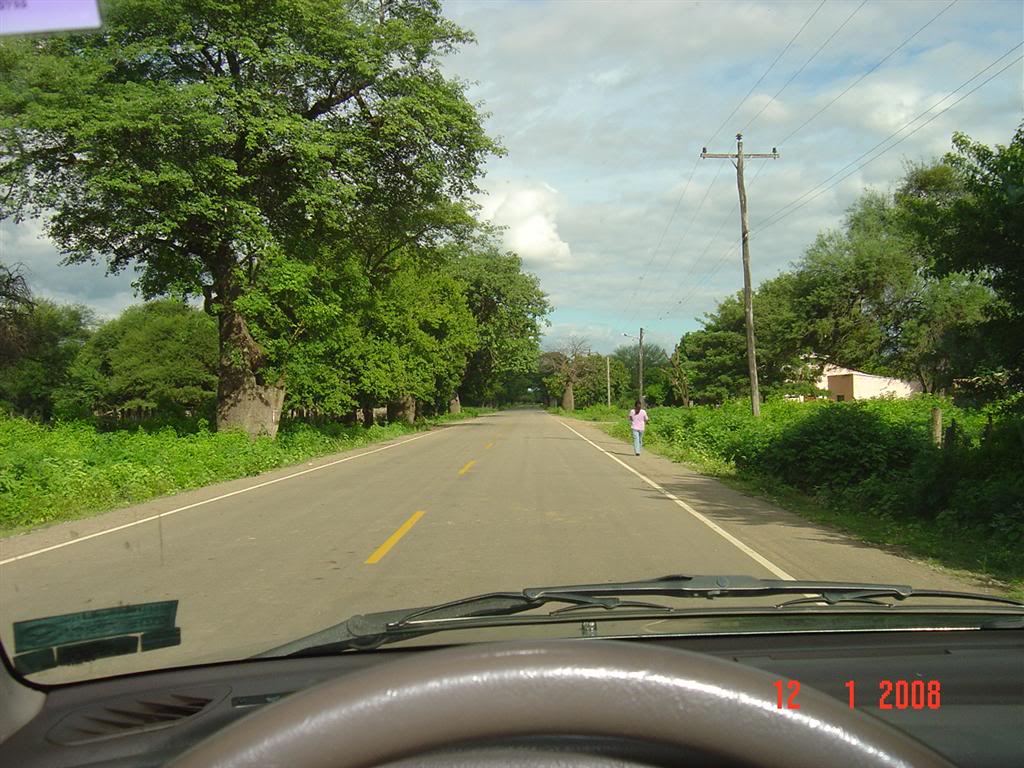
[638,327,644,405]
[701,133,779,418]
[622,328,645,405]
[605,355,611,407]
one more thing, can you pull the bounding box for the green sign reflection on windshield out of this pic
[12,601,180,675]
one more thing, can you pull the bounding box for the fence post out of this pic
[931,406,942,446]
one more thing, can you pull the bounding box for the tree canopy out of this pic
[673,130,1014,406]
[0,0,501,436]
[55,299,218,420]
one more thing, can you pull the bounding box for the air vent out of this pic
[48,686,228,745]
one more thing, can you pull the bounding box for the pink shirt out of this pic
[629,409,649,431]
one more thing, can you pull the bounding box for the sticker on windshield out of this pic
[11,601,181,675]
[0,1,101,36]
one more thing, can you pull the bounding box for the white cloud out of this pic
[590,66,630,88]
[479,181,574,270]
[0,219,138,318]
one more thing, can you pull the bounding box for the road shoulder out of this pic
[554,413,1005,595]
[0,423,460,562]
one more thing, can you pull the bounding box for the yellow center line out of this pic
[458,459,476,475]
[484,442,494,449]
[364,511,425,564]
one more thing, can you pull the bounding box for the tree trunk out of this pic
[361,403,375,428]
[387,395,416,425]
[216,309,284,439]
[449,392,461,414]
[561,381,575,411]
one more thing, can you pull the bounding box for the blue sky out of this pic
[2,0,1021,356]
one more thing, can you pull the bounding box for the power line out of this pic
[656,217,738,322]
[740,0,869,134]
[626,0,827,327]
[646,0,980,329]
[659,39,1019,326]
[753,42,1023,234]
[670,237,742,321]
[778,0,959,145]
[622,154,702,324]
[705,0,827,148]
[655,160,769,321]
[657,160,770,321]
[644,161,728,294]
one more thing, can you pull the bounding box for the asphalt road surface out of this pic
[0,408,996,683]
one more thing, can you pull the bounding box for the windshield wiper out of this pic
[261,574,1024,657]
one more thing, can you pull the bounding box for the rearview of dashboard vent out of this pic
[47,686,228,745]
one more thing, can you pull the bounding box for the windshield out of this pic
[0,0,1021,684]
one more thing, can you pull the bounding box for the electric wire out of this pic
[778,0,959,145]
[753,43,1023,234]
[705,0,827,148]
[740,0,869,134]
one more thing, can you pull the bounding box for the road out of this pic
[0,408,995,683]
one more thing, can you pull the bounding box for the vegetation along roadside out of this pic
[0,409,493,537]
[557,400,1024,600]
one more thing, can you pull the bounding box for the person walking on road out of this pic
[628,399,649,456]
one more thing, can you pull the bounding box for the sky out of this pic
[1,0,1021,353]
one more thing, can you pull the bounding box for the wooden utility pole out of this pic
[606,355,611,407]
[638,327,645,405]
[701,133,779,417]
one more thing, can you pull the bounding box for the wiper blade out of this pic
[775,588,1024,609]
[261,574,1024,657]
[519,575,1023,610]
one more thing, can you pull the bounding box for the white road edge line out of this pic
[558,420,795,581]
[0,430,441,566]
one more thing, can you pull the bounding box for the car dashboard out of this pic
[1,628,1021,768]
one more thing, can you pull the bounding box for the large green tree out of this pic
[0,0,497,437]
[56,299,217,420]
[611,342,668,401]
[0,298,93,419]
[351,259,479,422]
[898,127,1024,391]
[452,239,550,406]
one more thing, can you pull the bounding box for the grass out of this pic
[556,402,1024,601]
[0,408,493,536]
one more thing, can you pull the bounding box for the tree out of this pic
[540,336,589,410]
[612,342,669,399]
[898,127,1024,389]
[350,261,479,423]
[775,188,994,394]
[676,327,747,404]
[452,239,550,406]
[55,300,217,420]
[571,353,630,409]
[0,299,93,419]
[787,191,921,374]
[665,346,690,407]
[0,0,497,437]
[0,262,34,364]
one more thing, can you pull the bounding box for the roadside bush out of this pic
[750,402,924,492]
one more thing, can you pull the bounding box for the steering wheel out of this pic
[169,640,954,768]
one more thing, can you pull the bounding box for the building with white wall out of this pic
[815,363,921,402]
